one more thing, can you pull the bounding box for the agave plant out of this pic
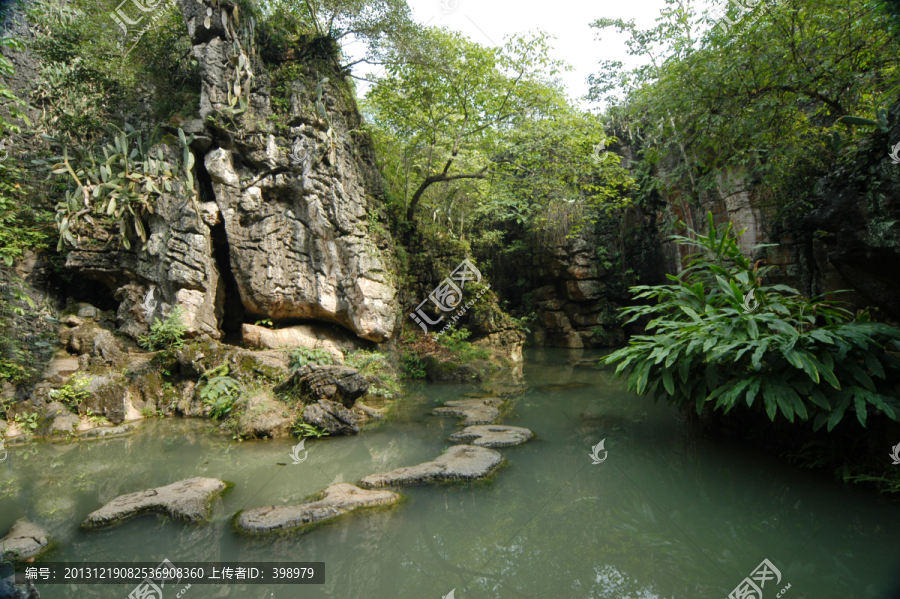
[49,124,195,251]
[604,212,900,431]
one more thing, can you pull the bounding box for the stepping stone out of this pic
[432,398,503,425]
[235,483,399,534]
[358,445,502,488]
[81,477,227,529]
[0,520,49,562]
[449,425,533,448]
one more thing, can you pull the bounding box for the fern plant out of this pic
[292,422,329,438]
[604,212,900,431]
[290,347,334,370]
[199,369,242,420]
[139,306,187,352]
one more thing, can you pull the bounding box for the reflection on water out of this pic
[2,349,900,598]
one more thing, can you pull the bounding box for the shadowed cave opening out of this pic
[196,156,247,338]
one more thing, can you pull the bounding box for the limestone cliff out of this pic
[62,0,397,343]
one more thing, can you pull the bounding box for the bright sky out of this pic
[351,0,676,107]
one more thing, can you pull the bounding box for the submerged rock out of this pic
[432,398,503,425]
[81,477,227,529]
[0,572,39,599]
[236,483,399,534]
[275,364,369,408]
[302,400,359,435]
[358,445,502,488]
[449,425,533,448]
[0,520,49,562]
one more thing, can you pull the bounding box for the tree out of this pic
[588,0,900,216]
[363,27,567,224]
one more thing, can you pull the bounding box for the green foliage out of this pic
[399,351,426,379]
[290,346,334,369]
[199,366,243,420]
[28,0,199,139]
[292,421,329,438]
[139,307,187,352]
[254,319,274,328]
[344,349,401,398]
[83,407,110,426]
[589,0,898,217]
[604,212,900,431]
[49,374,90,410]
[14,412,40,431]
[437,328,491,361]
[47,124,196,251]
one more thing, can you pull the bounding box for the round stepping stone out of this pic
[358,445,502,487]
[433,398,503,425]
[81,477,227,529]
[449,425,533,448]
[0,520,49,562]
[236,483,399,534]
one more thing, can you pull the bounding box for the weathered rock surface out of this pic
[81,478,227,529]
[174,336,290,383]
[302,399,359,435]
[0,573,40,599]
[449,425,533,448]
[275,364,368,408]
[422,356,491,383]
[43,401,78,435]
[241,323,365,361]
[433,398,503,426]
[232,390,296,438]
[0,520,49,562]
[236,483,399,534]
[358,445,502,488]
[78,422,141,439]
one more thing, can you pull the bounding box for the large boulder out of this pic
[232,390,297,438]
[301,400,359,436]
[0,520,50,562]
[241,323,364,360]
[81,477,227,529]
[275,364,368,408]
[358,445,503,488]
[236,483,399,534]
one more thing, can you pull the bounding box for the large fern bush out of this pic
[604,213,900,431]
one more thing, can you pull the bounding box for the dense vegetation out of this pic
[0,0,898,490]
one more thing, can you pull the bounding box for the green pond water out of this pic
[2,348,900,598]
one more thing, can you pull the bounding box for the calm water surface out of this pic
[2,349,900,598]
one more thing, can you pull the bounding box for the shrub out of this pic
[399,351,426,379]
[139,306,187,352]
[344,349,401,398]
[289,346,334,369]
[48,374,90,410]
[604,212,900,431]
[199,364,242,420]
[292,422,329,438]
[437,329,491,361]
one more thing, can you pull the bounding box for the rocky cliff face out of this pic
[64,0,397,344]
[525,206,665,348]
